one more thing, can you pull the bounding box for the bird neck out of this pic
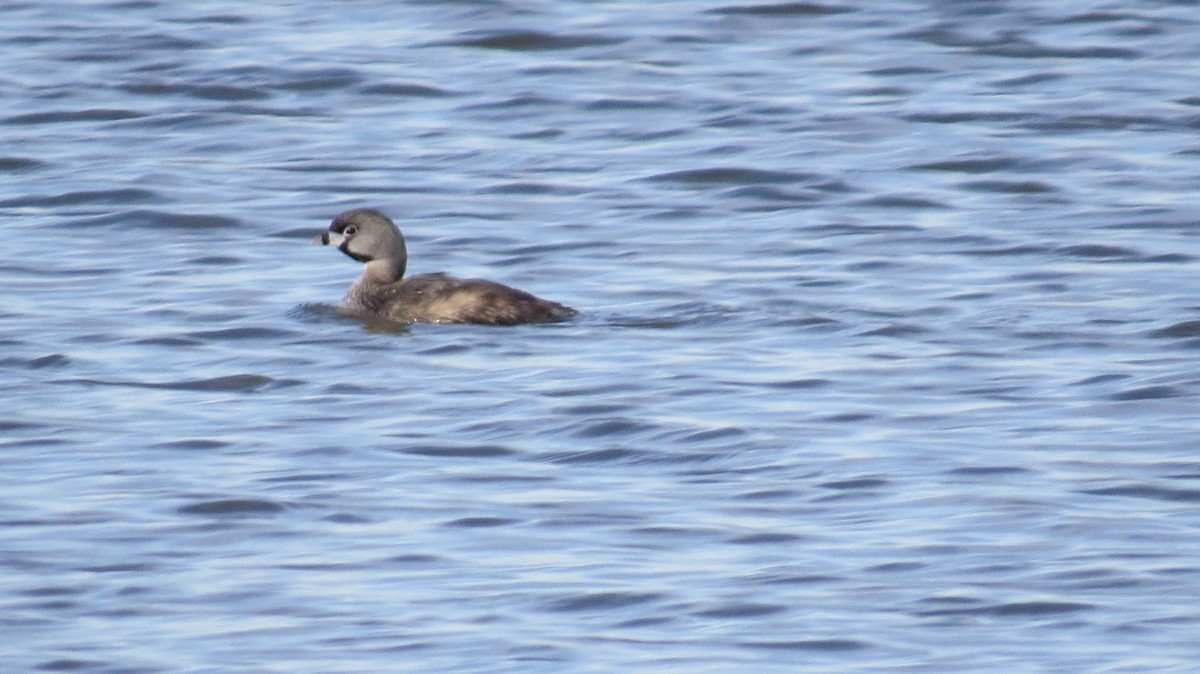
[364,257,406,284]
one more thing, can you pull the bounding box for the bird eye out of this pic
[343,225,358,236]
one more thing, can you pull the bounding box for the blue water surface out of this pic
[3,1,1200,672]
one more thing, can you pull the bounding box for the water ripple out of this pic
[545,591,665,613]
[3,108,146,124]
[434,30,623,51]
[643,167,818,185]
[62,374,293,393]
[707,2,853,17]
[177,498,288,516]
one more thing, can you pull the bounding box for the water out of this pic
[3,0,1200,671]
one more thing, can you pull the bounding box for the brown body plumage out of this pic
[315,208,575,326]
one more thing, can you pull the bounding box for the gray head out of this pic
[317,208,408,279]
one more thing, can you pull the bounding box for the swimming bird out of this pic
[314,208,575,325]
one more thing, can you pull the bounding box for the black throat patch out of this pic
[339,243,373,263]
